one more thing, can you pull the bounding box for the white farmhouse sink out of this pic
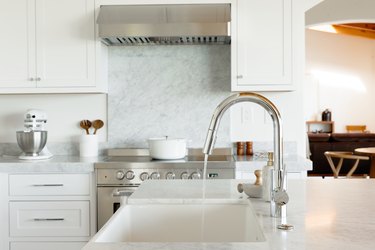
[93,201,265,243]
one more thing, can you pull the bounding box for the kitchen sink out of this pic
[92,201,265,243]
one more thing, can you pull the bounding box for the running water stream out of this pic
[200,154,209,241]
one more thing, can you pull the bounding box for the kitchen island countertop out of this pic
[83,178,375,250]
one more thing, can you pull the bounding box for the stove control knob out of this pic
[125,170,135,180]
[150,172,160,180]
[166,172,175,180]
[116,170,125,180]
[140,172,149,181]
[180,172,189,180]
[189,172,201,179]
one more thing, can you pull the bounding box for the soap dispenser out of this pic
[262,152,274,202]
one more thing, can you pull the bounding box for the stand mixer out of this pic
[17,109,53,160]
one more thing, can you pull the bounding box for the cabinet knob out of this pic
[29,77,35,81]
[116,170,125,180]
[180,172,189,179]
[165,172,175,180]
[189,172,201,179]
[36,77,41,81]
[150,172,160,180]
[125,170,135,180]
[237,75,243,79]
[140,172,149,181]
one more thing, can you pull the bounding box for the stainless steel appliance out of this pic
[96,4,231,45]
[96,150,235,230]
[16,109,53,160]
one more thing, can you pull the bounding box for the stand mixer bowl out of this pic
[16,131,47,156]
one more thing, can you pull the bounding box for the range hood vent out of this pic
[97,4,231,46]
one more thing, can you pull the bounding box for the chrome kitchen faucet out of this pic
[203,92,288,218]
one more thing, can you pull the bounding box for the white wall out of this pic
[0,94,107,143]
[230,90,305,156]
[305,29,375,132]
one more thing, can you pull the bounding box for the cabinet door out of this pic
[35,0,95,87]
[233,0,292,91]
[9,174,90,196]
[9,201,90,237]
[11,242,86,250]
[0,0,37,88]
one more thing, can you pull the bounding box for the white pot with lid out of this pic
[148,136,187,160]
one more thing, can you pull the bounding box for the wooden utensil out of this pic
[80,120,92,135]
[92,119,104,135]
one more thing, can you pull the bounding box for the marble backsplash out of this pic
[107,45,231,149]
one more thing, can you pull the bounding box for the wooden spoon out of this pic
[92,119,104,135]
[80,120,92,135]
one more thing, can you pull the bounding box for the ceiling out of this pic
[333,23,375,40]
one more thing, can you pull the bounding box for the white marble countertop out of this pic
[0,155,103,173]
[235,154,312,172]
[83,178,375,250]
[0,154,310,173]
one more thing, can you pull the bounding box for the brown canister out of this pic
[236,142,245,155]
[246,141,253,155]
[322,109,332,121]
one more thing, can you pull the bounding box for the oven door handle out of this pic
[112,188,134,197]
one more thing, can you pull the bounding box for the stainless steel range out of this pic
[95,149,235,230]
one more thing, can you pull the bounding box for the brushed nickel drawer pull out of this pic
[32,184,64,187]
[33,218,65,221]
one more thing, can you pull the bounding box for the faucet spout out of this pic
[203,92,287,218]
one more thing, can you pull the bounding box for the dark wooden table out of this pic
[354,147,375,178]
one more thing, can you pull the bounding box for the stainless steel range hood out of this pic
[97,4,231,46]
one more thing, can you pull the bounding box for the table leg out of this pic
[370,156,375,178]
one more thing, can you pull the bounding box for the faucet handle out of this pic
[273,188,289,206]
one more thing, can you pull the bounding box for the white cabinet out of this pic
[1,173,96,250]
[11,242,86,250]
[9,173,90,196]
[232,0,301,91]
[0,0,104,93]
[0,0,36,88]
[10,201,90,237]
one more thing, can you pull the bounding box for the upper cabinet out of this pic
[0,0,106,93]
[232,0,301,91]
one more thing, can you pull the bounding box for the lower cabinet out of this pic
[9,201,90,237]
[1,173,96,250]
[11,242,86,250]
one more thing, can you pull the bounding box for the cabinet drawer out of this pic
[11,242,86,250]
[9,174,90,196]
[9,201,90,237]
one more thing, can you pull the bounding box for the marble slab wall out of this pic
[107,45,231,148]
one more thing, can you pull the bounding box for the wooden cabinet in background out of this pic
[306,121,335,133]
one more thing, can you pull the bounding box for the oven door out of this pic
[97,186,138,230]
